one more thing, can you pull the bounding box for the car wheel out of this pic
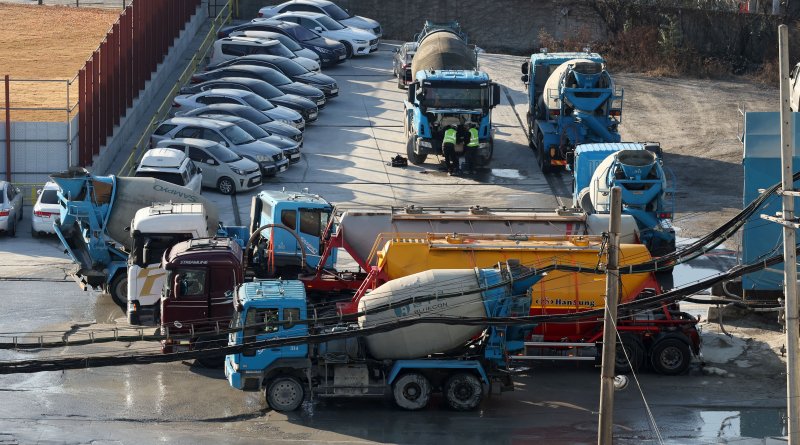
[217,177,235,195]
[340,41,353,58]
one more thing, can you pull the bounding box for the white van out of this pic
[134,148,203,194]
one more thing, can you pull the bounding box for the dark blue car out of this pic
[218,19,347,67]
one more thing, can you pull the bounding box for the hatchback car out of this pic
[180,77,318,123]
[258,0,382,40]
[173,88,305,130]
[154,138,262,195]
[0,181,23,237]
[135,148,203,194]
[218,19,347,66]
[227,29,319,63]
[198,114,302,163]
[273,12,377,58]
[207,54,339,98]
[209,36,320,73]
[393,42,418,89]
[150,117,289,177]
[192,65,327,108]
[31,181,60,237]
[175,103,303,143]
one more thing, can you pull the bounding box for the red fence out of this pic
[78,0,201,167]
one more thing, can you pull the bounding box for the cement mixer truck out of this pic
[403,21,501,166]
[225,262,542,411]
[520,51,623,173]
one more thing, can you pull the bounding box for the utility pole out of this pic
[598,186,621,445]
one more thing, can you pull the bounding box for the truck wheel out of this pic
[217,177,235,195]
[536,134,553,174]
[392,373,431,410]
[109,273,128,311]
[266,376,305,412]
[650,335,692,375]
[614,334,645,374]
[406,135,427,165]
[475,139,493,167]
[443,373,483,411]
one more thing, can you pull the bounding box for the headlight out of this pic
[314,46,333,54]
[279,119,291,125]
[354,40,367,44]
[255,155,271,163]
[230,166,245,175]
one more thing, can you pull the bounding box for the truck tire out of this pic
[526,112,535,149]
[406,135,427,165]
[266,376,305,412]
[109,273,128,311]
[392,372,431,410]
[443,373,483,411]
[217,177,235,195]
[614,334,645,374]
[536,134,553,174]
[475,138,493,167]
[650,335,692,375]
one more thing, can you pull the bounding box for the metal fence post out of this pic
[4,75,10,182]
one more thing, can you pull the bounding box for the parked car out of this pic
[192,65,326,107]
[207,54,338,98]
[173,88,305,130]
[135,148,203,194]
[150,117,289,177]
[226,29,320,63]
[154,138,262,195]
[209,36,320,73]
[218,19,347,66]
[790,62,800,111]
[31,181,60,237]
[175,103,303,143]
[258,0,382,40]
[393,42,418,89]
[180,77,319,123]
[0,180,23,237]
[197,114,302,163]
[272,11,377,58]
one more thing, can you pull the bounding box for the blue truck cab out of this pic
[248,189,335,277]
[520,51,623,172]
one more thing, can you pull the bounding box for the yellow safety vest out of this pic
[443,128,457,145]
[467,127,479,147]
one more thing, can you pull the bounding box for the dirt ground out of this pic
[0,4,119,121]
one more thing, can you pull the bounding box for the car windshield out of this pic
[221,125,257,145]
[316,15,344,31]
[233,107,270,124]
[274,34,302,51]
[206,144,241,163]
[251,82,281,98]
[233,118,269,139]
[277,59,308,76]
[242,93,275,110]
[421,86,488,109]
[39,189,59,205]
[322,4,351,20]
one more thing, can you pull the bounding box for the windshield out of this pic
[242,93,275,110]
[322,4,350,20]
[261,69,291,86]
[252,82,281,99]
[421,86,488,109]
[40,189,59,205]
[221,125,257,145]
[316,16,344,31]
[206,144,241,163]
[288,24,320,42]
[235,107,269,124]
[277,59,308,76]
[233,118,269,139]
[275,34,302,51]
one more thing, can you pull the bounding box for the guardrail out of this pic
[117,0,232,176]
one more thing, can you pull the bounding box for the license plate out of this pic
[308,112,318,120]
[291,154,301,160]
[330,88,338,94]
[279,165,288,172]
[316,99,325,105]
[338,54,346,60]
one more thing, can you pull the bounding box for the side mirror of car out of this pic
[206,159,218,166]
[197,168,203,174]
[520,61,529,75]
[36,189,42,196]
[314,27,323,33]
[520,74,529,84]
[393,48,399,53]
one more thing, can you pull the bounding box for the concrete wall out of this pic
[0,115,78,185]
[91,0,208,175]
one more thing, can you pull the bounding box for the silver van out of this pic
[155,138,262,195]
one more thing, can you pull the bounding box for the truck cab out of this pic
[248,189,335,276]
[161,237,244,365]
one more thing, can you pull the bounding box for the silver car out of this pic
[0,181,23,237]
[173,88,305,130]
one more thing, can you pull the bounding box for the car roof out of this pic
[165,116,235,129]
[213,65,278,74]
[42,181,59,190]
[276,11,327,19]
[140,148,187,168]
[223,36,280,46]
[233,54,286,63]
[197,88,253,98]
[156,138,221,149]
[196,114,245,124]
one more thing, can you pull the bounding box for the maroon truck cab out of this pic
[160,237,243,357]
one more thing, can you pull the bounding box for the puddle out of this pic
[490,169,526,180]
[698,409,786,440]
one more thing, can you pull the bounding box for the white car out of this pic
[134,148,203,194]
[0,181,23,237]
[209,36,320,73]
[31,181,61,237]
[272,11,377,57]
[173,88,305,130]
[258,0,382,40]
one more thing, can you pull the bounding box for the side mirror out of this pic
[520,74,529,84]
[198,167,203,174]
[15,188,20,194]
[173,274,183,298]
[393,48,399,53]
[492,83,501,107]
[314,27,323,32]
[520,61,529,75]
[407,83,416,103]
[36,189,42,195]
[206,159,218,166]
[221,141,229,147]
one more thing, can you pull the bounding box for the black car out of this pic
[179,103,303,144]
[192,65,327,107]
[180,77,319,122]
[218,19,347,67]
[207,55,339,98]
